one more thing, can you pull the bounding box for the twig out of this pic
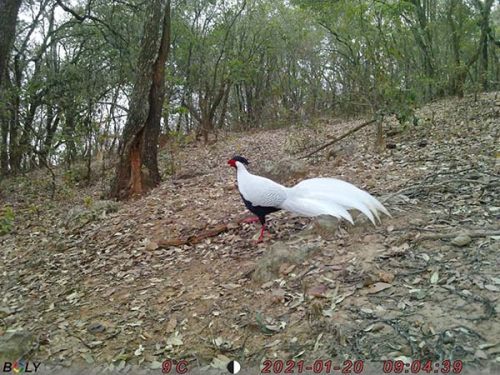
[104,329,121,341]
[440,286,496,323]
[55,0,127,44]
[36,155,57,199]
[157,223,228,248]
[65,330,93,350]
[301,119,376,159]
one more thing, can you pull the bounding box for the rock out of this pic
[65,200,120,229]
[0,330,35,361]
[87,322,106,334]
[252,242,320,283]
[65,206,87,227]
[418,139,428,147]
[92,200,120,214]
[451,234,472,247]
[378,271,396,283]
[313,215,338,239]
[257,158,308,183]
[0,305,13,318]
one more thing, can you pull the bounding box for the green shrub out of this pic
[0,206,15,235]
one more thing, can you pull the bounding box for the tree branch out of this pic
[182,100,201,123]
[301,119,376,159]
[54,0,127,44]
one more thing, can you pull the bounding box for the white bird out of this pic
[227,156,390,242]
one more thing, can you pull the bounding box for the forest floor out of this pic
[1,92,499,374]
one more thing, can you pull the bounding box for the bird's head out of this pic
[227,155,249,168]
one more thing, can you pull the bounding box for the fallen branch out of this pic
[158,223,229,248]
[301,118,376,159]
[416,229,500,242]
[157,215,268,247]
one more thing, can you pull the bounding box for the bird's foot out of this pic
[255,225,268,244]
[240,216,260,224]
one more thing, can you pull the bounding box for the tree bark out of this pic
[0,107,8,175]
[0,0,22,88]
[446,0,464,97]
[110,0,171,200]
[142,0,171,186]
[0,0,22,174]
[473,0,494,90]
[410,0,435,99]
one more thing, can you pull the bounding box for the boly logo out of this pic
[2,360,41,373]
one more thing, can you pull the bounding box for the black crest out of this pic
[232,155,249,165]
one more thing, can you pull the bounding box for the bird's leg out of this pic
[256,225,266,243]
[240,216,260,224]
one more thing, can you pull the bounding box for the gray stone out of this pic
[252,242,320,283]
[451,234,472,247]
[0,330,35,361]
[257,158,308,183]
[313,215,339,239]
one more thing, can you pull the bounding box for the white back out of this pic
[236,162,287,207]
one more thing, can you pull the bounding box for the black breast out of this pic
[240,194,281,225]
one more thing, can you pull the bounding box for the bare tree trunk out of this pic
[217,84,231,131]
[110,0,171,200]
[405,0,436,99]
[375,117,385,153]
[473,0,494,90]
[0,104,8,174]
[39,105,59,166]
[447,0,464,97]
[0,0,22,88]
[142,0,171,187]
[63,104,77,168]
[8,60,21,173]
[0,0,22,174]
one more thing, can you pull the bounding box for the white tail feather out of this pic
[281,177,389,225]
[282,196,354,224]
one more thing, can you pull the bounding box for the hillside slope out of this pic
[1,93,499,373]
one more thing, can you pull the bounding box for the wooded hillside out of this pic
[0,1,499,374]
[0,0,498,185]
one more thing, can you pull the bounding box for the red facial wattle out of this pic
[228,159,236,168]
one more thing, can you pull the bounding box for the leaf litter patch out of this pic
[0,93,499,371]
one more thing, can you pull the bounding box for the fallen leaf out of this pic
[264,339,281,348]
[366,282,392,294]
[211,354,231,370]
[222,283,241,290]
[134,344,144,356]
[165,317,177,333]
[271,288,286,303]
[475,349,488,359]
[150,361,162,369]
[279,263,296,275]
[484,284,499,292]
[145,239,159,251]
[430,271,439,284]
[307,284,328,298]
[166,334,183,346]
[378,271,395,283]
